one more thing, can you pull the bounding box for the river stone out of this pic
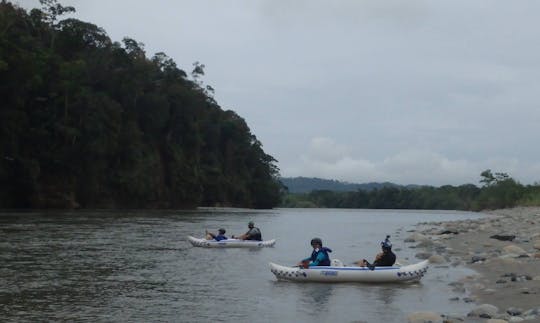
[490,234,516,241]
[407,311,443,323]
[508,317,525,322]
[495,257,520,265]
[415,252,432,260]
[523,307,540,316]
[415,240,435,248]
[533,240,540,250]
[428,255,445,264]
[486,320,509,323]
[468,304,499,317]
[471,255,486,263]
[506,307,523,316]
[405,233,430,243]
[502,245,526,255]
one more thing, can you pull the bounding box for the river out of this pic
[0,208,483,322]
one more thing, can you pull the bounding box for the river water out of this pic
[0,208,483,322]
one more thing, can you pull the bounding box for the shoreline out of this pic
[406,207,540,322]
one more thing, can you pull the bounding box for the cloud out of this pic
[305,137,350,163]
[283,137,539,186]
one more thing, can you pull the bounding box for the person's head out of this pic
[248,221,254,228]
[218,228,226,234]
[381,235,392,252]
[310,237,323,248]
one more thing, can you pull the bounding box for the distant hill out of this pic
[279,177,405,193]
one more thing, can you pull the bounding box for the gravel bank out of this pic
[406,207,540,322]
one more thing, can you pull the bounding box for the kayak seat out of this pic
[331,259,344,267]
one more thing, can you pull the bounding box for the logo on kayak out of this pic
[320,270,338,276]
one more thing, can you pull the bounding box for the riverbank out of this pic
[406,207,540,322]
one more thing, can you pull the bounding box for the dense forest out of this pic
[281,170,540,211]
[279,176,422,193]
[280,176,393,193]
[0,1,283,209]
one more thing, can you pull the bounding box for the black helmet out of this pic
[310,237,323,246]
[248,221,254,227]
[381,235,392,250]
[218,228,226,234]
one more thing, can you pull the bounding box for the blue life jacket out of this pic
[214,234,228,241]
[310,247,332,266]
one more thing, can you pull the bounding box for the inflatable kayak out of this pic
[269,259,429,283]
[187,236,276,248]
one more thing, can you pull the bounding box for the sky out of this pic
[15,0,540,186]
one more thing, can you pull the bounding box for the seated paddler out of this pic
[354,235,396,269]
[205,228,228,241]
[297,237,332,268]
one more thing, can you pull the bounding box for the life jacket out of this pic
[374,250,396,266]
[214,235,228,241]
[310,247,332,266]
[246,227,262,241]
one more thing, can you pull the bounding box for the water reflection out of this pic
[374,285,398,305]
[299,284,334,309]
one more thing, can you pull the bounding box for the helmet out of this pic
[218,228,226,234]
[381,235,392,250]
[310,237,323,246]
[248,221,254,227]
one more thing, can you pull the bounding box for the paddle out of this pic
[352,259,376,270]
[292,260,310,268]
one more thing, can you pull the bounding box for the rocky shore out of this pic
[405,207,540,323]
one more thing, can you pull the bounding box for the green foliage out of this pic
[0,2,282,209]
[518,185,540,206]
[280,172,538,211]
[280,176,400,193]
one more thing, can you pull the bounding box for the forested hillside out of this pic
[0,1,283,209]
[281,170,540,211]
[280,176,402,193]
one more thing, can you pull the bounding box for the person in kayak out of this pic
[355,235,396,269]
[297,237,332,268]
[205,228,228,241]
[233,221,262,241]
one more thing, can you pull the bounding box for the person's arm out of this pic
[205,230,215,240]
[372,252,385,266]
[243,228,255,240]
[374,252,383,262]
[309,252,327,267]
[296,256,311,267]
[232,231,247,239]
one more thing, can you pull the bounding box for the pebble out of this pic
[405,207,540,322]
[467,304,499,318]
[406,311,443,323]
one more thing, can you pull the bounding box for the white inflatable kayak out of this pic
[269,259,429,283]
[187,236,276,248]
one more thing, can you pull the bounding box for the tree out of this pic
[39,0,75,25]
[480,169,510,187]
[0,2,283,209]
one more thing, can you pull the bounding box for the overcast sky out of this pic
[16,0,540,186]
